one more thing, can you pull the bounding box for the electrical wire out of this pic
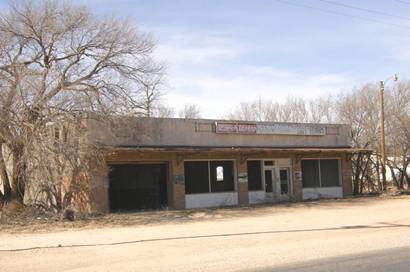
[318,0,410,22]
[274,0,410,30]
[394,0,410,5]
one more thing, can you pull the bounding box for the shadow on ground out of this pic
[244,245,410,272]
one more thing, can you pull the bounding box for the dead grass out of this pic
[1,194,408,234]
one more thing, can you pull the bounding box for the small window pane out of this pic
[302,160,320,188]
[264,160,274,166]
[320,159,340,187]
[247,160,262,191]
[216,166,224,181]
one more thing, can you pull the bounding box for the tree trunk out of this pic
[388,165,399,189]
[361,154,371,193]
[375,157,382,191]
[0,143,12,202]
[353,153,362,195]
[10,147,26,204]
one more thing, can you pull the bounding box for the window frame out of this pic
[301,158,341,188]
[184,159,237,194]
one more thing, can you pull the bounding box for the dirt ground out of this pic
[1,196,410,271]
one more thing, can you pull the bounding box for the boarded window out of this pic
[109,164,167,211]
[302,159,340,188]
[210,161,234,192]
[320,159,340,187]
[247,160,262,191]
[302,160,320,188]
[184,161,210,194]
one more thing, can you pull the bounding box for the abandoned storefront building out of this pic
[88,117,362,212]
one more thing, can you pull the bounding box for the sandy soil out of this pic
[1,196,410,271]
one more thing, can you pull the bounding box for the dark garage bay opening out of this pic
[108,163,168,212]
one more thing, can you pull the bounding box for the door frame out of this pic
[247,158,293,201]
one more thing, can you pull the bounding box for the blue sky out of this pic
[5,0,410,117]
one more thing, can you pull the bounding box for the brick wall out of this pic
[237,158,249,205]
[291,155,303,201]
[169,157,185,209]
[341,153,353,197]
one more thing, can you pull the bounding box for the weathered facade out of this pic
[87,117,360,212]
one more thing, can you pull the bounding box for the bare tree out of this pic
[0,0,163,207]
[385,81,410,190]
[179,103,201,119]
[335,84,381,193]
[225,83,410,194]
[226,96,334,123]
[154,104,175,118]
[307,96,334,123]
[227,97,279,121]
[136,73,165,117]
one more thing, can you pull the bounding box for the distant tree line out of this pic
[225,82,410,194]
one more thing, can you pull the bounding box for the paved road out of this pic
[256,246,410,272]
[1,196,410,271]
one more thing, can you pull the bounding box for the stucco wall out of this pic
[85,117,351,148]
[185,193,238,209]
[89,150,352,212]
[302,187,343,200]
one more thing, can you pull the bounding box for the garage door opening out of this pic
[109,163,168,212]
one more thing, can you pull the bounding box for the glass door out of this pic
[279,167,291,195]
[264,169,273,193]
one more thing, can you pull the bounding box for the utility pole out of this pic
[379,80,387,191]
[379,74,398,191]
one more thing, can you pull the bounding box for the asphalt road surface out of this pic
[254,246,410,272]
[1,196,410,271]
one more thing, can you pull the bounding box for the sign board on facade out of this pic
[238,172,248,183]
[294,171,302,181]
[174,174,185,184]
[256,123,326,136]
[215,122,257,134]
[215,122,326,136]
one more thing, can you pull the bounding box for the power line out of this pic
[318,0,410,22]
[394,0,410,5]
[274,0,410,31]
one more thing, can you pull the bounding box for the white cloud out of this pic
[153,28,356,119]
[163,67,353,118]
[154,29,245,67]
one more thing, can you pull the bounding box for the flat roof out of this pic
[108,145,372,153]
[108,116,349,127]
